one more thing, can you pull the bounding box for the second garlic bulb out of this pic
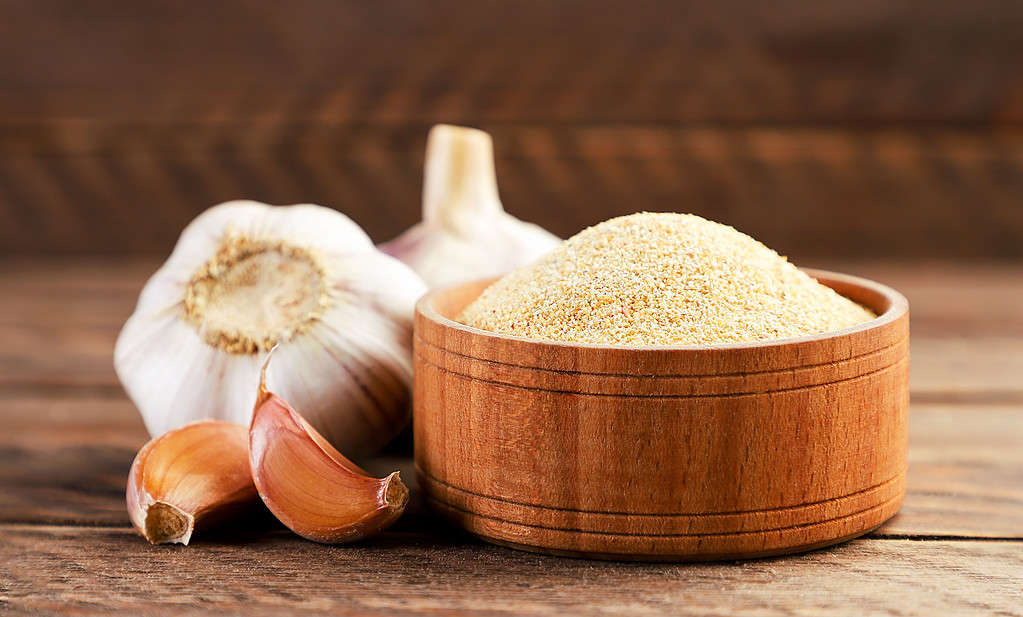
[115,201,427,457]
[379,124,561,288]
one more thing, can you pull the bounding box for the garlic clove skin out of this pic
[379,124,561,288]
[126,420,259,545]
[249,368,409,544]
[115,201,427,457]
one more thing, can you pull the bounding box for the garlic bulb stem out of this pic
[380,125,562,288]
[423,124,503,226]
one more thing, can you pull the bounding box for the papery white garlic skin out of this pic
[114,201,427,457]
[379,124,561,288]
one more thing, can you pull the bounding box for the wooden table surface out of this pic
[2,258,1022,616]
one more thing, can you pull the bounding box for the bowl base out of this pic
[422,476,904,562]
[468,519,894,562]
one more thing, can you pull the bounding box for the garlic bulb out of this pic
[379,124,561,288]
[115,200,427,457]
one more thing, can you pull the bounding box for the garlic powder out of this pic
[458,212,875,346]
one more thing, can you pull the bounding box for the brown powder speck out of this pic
[458,213,875,346]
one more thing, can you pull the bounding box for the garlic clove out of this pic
[249,364,409,544]
[379,124,561,288]
[126,420,259,545]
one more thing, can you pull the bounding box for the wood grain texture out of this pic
[5,2,1021,126]
[0,394,421,529]
[2,260,1019,539]
[2,526,1021,617]
[4,126,1023,258]
[1,393,1018,538]
[3,2,1023,257]
[0,258,1020,612]
[0,260,1019,535]
[880,404,1023,538]
[413,272,910,559]
[5,259,1022,397]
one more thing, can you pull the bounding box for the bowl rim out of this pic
[415,267,909,352]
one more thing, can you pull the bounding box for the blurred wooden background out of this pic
[2,0,1022,259]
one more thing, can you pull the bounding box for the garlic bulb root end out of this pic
[143,502,194,545]
[383,471,409,508]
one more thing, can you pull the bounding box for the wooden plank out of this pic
[910,339,1023,402]
[0,394,419,528]
[821,262,1023,338]
[0,397,143,526]
[3,1,1022,126]
[3,127,1023,257]
[4,260,1022,396]
[12,330,1016,400]
[1,394,1019,539]
[880,404,1023,538]
[13,259,1018,337]
[2,526,1021,617]
[0,258,141,388]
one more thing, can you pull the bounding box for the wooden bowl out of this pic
[413,269,909,561]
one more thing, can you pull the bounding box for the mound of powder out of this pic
[457,212,875,346]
